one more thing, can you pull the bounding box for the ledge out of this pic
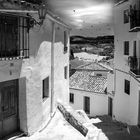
[129,27,140,32]
[129,70,140,79]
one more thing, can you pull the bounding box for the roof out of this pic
[70,71,107,93]
[74,52,106,61]
[77,62,111,71]
[70,58,89,69]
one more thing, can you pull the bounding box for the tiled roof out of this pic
[77,62,110,71]
[70,71,107,93]
[70,58,89,69]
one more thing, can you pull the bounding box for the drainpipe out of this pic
[50,22,55,116]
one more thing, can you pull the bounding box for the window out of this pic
[124,9,129,24]
[84,96,90,114]
[64,66,68,79]
[124,79,130,95]
[64,31,68,53]
[133,41,137,57]
[124,41,129,55]
[0,14,29,60]
[43,77,49,99]
[69,93,74,103]
[96,74,102,76]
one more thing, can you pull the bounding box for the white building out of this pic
[69,62,113,117]
[0,1,70,138]
[114,0,140,125]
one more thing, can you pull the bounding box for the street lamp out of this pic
[38,3,47,25]
[28,3,47,27]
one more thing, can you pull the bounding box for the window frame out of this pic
[64,30,68,54]
[64,66,68,79]
[133,41,137,57]
[124,9,129,24]
[124,41,129,55]
[0,14,29,60]
[42,76,49,99]
[96,74,102,76]
[124,79,130,95]
[69,93,74,103]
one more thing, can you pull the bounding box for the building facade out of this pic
[0,1,70,138]
[69,62,113,117]
[114,0,140,125]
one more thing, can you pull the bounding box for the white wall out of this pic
[114,1,137,72]
[114,70,140,125]
[107,72,114,94]
[0,14,70,135]
[70,89,108,117]
[113,1,140,125]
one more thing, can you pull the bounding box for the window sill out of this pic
[70,102,74,104]
[0,56,29,61]
[43,97,49,102]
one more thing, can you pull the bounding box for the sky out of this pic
[47,0,114,37]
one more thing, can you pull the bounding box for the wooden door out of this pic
[108,97,113,117]
[84,96,90,114]
[0,79,18,138]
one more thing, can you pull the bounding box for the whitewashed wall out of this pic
[114,70,140,125]
[107,72,114,94]
[113,1,140,125]
[114,1,137,72]
[0,14,70,135]
[70,89,108,117]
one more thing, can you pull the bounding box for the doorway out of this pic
[108,97,113,117]
[84,96,90,114]
[0,79,19,138]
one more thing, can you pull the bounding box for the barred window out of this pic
[0,14,29,60]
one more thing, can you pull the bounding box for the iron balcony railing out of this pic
[128,56,140,76]
[130,9,140,32]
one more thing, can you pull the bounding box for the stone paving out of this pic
[92,115,140,140]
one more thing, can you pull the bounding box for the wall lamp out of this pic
[29,3,47,27]
[38,4,47,25]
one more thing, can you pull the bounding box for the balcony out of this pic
[129,9,140,32]
[129,56,140,77]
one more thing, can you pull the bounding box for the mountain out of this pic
[70,35,114,45]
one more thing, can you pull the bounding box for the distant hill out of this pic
[70,35,114,45]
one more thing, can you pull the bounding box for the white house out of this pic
[114,0,140,125]
[69,62,113,117]
[0,1,70,138]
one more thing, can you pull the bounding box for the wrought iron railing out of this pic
[0,14,29,60]
[130,9,140,30]
[128,56,140,75]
